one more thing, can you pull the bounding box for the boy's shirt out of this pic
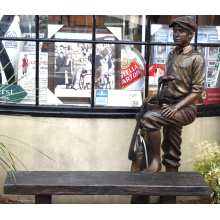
[163,45,205,98]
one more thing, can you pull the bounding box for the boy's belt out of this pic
[161,96,186,104]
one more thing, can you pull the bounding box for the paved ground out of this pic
[0,196,25,204]
[0,196,213,204]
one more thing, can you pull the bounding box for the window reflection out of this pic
[39,15,93,40]
[198,15,220,43]
[0,15,36,38]
[151,15,195,43]
[98,15,147,42]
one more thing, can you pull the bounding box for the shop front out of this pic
[0,15,219,204]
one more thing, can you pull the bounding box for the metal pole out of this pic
[35,15,39,106]
[91,15,96,108]
[141,15,146,58]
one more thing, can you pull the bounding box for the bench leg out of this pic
[159,167,177,204]
[131,195,150,204]
[160,196,176,204]
[35,195,52,204]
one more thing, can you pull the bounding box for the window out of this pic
[0,15,219,118]
[197,16,220,107]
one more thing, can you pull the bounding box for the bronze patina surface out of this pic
[138,16,205,174]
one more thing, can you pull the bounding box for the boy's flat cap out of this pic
[169,16,197,33]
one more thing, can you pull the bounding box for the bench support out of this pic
[159,167,178,204]
[160,196,176,204]
[35,195,52,204]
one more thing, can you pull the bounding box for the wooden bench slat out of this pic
[4,171,210,196]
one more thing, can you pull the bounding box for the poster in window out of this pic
[208,61,215,66]
[208,47,218,60]
[195,88,220,104]
[156,45,167,58]
[54,29,117,98]
[22,33,44,52]
[148,64,165,86]
[94,44,116,90]
[18,52,48,104]
[210,47,220,88]
[121,45,145,90]
[207,67,214,81]
[208,67,214,77]
[54,42,92,98]
[54,42,116,98]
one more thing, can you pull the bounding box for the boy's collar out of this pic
[173,45,193,54]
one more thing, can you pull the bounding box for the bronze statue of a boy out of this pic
[140,16,205,174]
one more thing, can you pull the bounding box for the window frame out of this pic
[0,15,219,118]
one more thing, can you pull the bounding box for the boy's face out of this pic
[173,24,193,50]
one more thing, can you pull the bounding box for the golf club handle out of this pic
[160,84,165,99]
[156,84,161,105]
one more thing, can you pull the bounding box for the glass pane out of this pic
[195,46,220,105]
[39,15,92,40]
[148,45,169,97]
[94,44,146,107]
[151,15,195,43]
[0,39,36,104]
[198,16,220,44]
[39,41,92,105]
[0,15,36,38]
[96,15,147,41]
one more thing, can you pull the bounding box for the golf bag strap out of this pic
[0,15,15,84]
[128,101,162,161]
[128,102,145,160]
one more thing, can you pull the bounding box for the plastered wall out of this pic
[0,115,219,203]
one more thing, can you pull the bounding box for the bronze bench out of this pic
[4,171,210,204]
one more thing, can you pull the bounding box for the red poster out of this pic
[149,64,165,76]
[195,88,220,104]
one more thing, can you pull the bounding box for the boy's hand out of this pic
[160,93,202,118]
[161,104,180,118]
